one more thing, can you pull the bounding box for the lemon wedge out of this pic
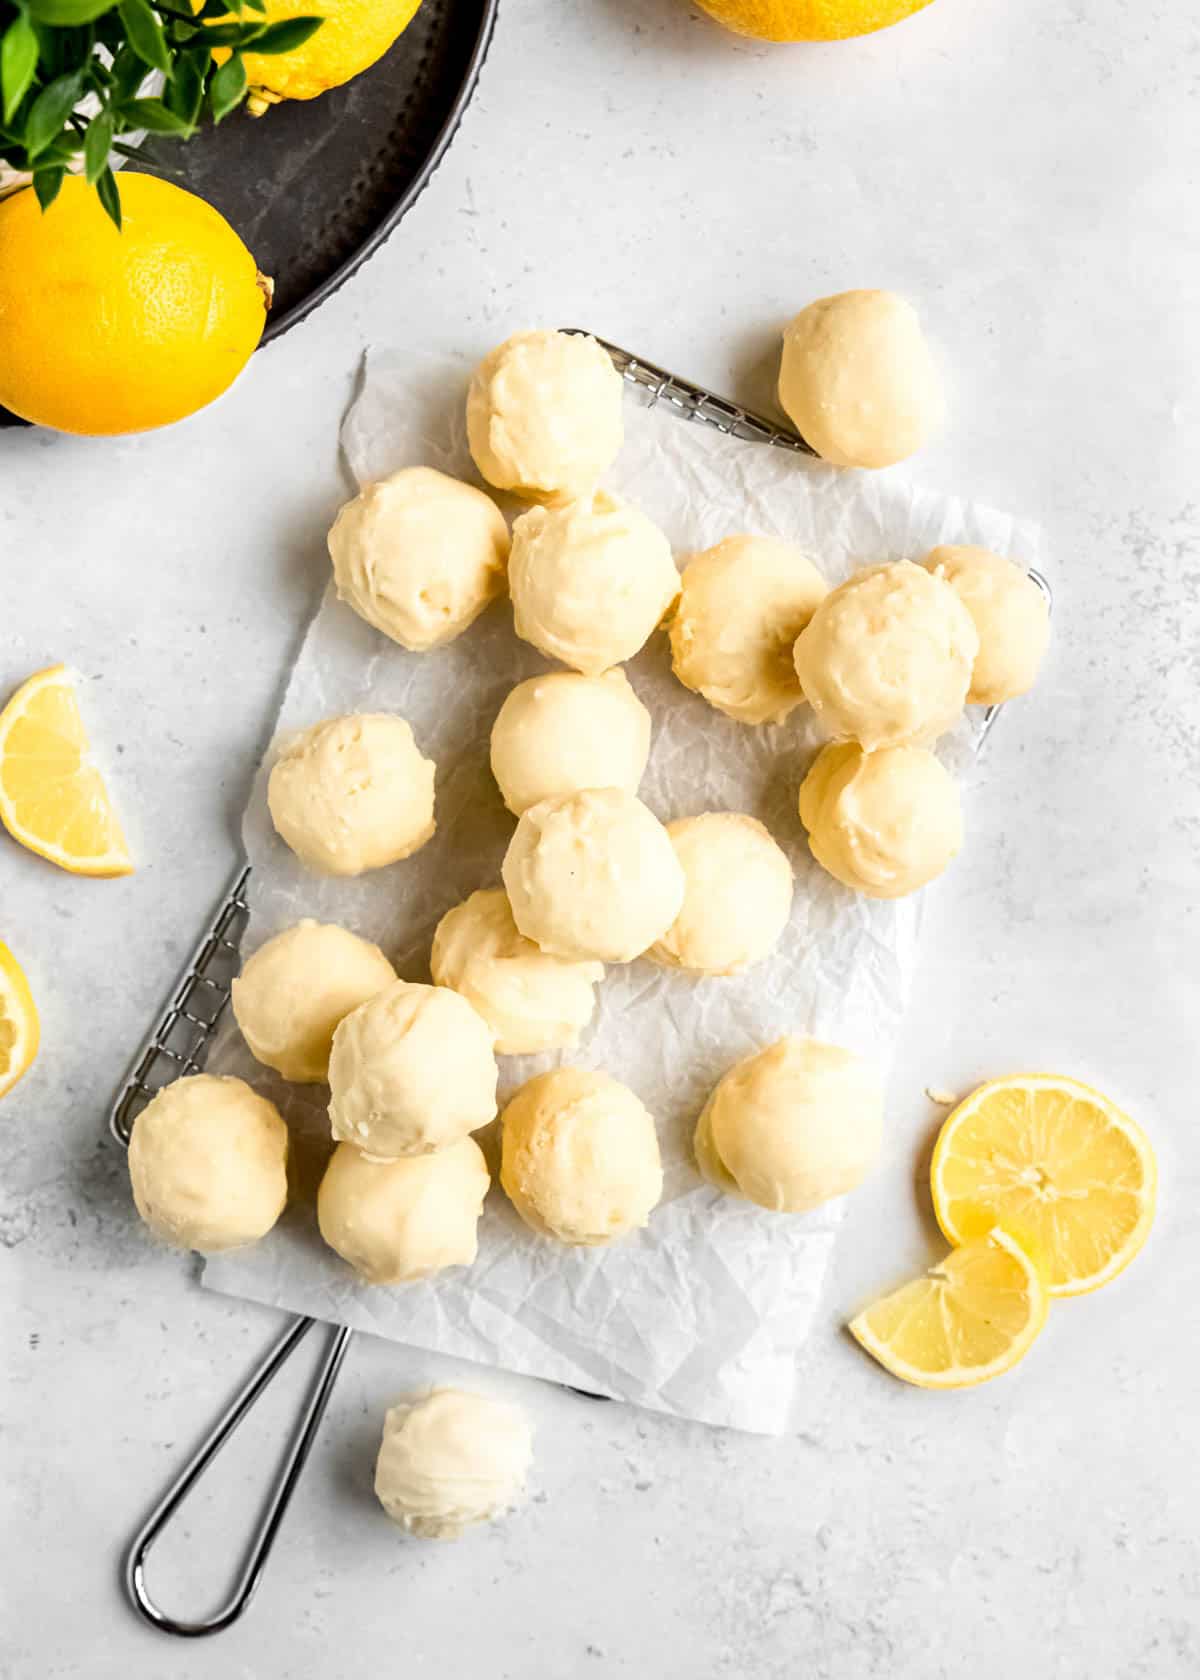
[0,940,39,1100]
[0,665,133,877]
[931,1074,1156,1297]
[849,1229,1048,1389]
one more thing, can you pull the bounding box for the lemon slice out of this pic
[931,1074,1156,1297]
[849,1229,1048,1389]
[0,665,133,877]
[0,940,40,1100]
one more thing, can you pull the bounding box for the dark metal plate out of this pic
[0,0,497,426]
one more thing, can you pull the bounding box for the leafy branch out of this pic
[0,0,321,226]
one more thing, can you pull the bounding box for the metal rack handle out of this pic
[124,1314,354,1638]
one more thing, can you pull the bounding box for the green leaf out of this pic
[242,0,266,13]
[120,94,193,132]
[27,0,117,24]
[24,68,83,157]
[1,12,39,125]
[163,46,205,122]
[83,104,112,179]
[95,160,120,227]
[117,0,170,71]
[196,20,263,44]
[208,48,244,122]
[247,15,321,53]
[109,43,145,99]
[33,163,65,207]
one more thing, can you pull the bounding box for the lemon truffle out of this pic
[500,1067,663,1246]
[650,813,793,975]
[489,668,652,815]
[375,1389,533,1539]
[921,545,1050,705]
[669,534,827,725]
[317,1138,489,1285]
[799,741,962,899]
[695,1036,883,1213]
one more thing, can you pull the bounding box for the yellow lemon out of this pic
[931,1074,1156,1297]
[0,174,268,435]
[693,0,934,41]
[0,942,39,1101]
[225,0,423,111]
[849,1229,1049,1389]
[0,666,133,878]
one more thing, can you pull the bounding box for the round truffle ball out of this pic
[921,545,1050,705]
[431,888,604,1056]
[490,668,652,816]
[231,920,397,1083]
[502,788,686,963]
[799,741,963,899]
[317,1137,489,1285]
[328,981,498,1159]
[508,492,679,675]
[375,1388,533,1539]
[793,561,978,749]
[267,713,436,877]
[649,813,793,975]
[466,329,624,502]
[128,1074,288,1253]
[695,1036,883,1213]
[328,466,510,652]
[500,1067,663,1246]
[777,289,944,470]
[669,534,828,725]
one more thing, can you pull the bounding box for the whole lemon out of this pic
[693,0,934,40]
[219,0,423,111]
[0,174,269,435]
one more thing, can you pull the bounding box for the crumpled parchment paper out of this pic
[201,346,1040,1434]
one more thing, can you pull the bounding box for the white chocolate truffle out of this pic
[466,329,623,501]
[650,813,793,975]
[921,545,1050,705]
[502,788,686,963]
[267,713,436,877]
[317,1137,489,1285]
[669,535,828,725]
[128,1075,288,1254]
[778,290,944,470]
[328,466,509,652]
[231,920,397,1083]
[695,1036,883,1213]
[328,981,498,1159]
[490,668,651,816]
[799,741,962,899]
[375,1388,533,1539]
[500,1068,663,1246]
[793,561,979,750]
[508,492,679,676]
[431,888,603,1056]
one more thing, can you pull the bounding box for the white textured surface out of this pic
[2,0,1198,1672]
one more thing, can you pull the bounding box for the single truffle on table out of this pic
[317,1137,489,1285]
[508,492,680,676]
[489,668,651,815]
[328,980,498,1159]
[502,787,686,964]
[669,534,828,726]
[328,466,510,652]
[695,1036,883,1213]
[799,741,963,899]
[431,888,604,1056]
[128,1074,288,1254]
[466,328,624,502]
[375,1388,533,1540]
[649,812,794,976]
[267,712,436,877]
[500,1067,663,1246]
[231,920,397,1083]
[921,545,1050,705]
[793,560,979,750]
[778,289,943,470]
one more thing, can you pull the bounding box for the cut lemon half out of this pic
[931,1074,1156,1297]
[0,665,133,877]
[849,1229,1048,1389]
[0,940,39,1099]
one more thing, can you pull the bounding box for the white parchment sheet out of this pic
[202,347,1041,1433]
